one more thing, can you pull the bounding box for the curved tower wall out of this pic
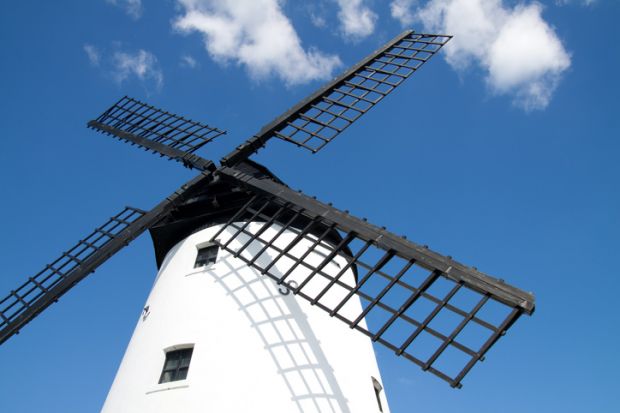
[102,223,390,413]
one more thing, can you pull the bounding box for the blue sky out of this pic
[0,0,618,412]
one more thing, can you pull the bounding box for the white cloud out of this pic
[112,49,163,91]
[83,44,101,66]
[390,0,418,26]
[303,2,329,29]
[401,0,571,110]
[106,0,143,19]
[486,5,570,109]
[173,0,341,86]
[335,0,378,40]
[181,54,198,68]
[310,12,327,28]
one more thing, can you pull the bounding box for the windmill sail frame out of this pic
[221,30,452,166]
[0,172,214,344]
[208,166,534,388]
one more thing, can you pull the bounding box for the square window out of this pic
[195,244,219,268]
[159,348,193,384]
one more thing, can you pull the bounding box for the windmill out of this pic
[0,30,534,412]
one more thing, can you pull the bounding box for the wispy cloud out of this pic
[392,0,571,111]
[310,12,327,29]
[390,0,418,27]
[180,54,198,69]
[302,2,328,29]
[112,49,163,91]
[335,0,377,40]
[555,0,596,6]
[106,0,143,19]
[83,43,163,92]
[173,0,341,86]
[83,44,101,66]
[397,376,416,386]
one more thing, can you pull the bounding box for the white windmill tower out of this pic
[101,160,391,413]
[0,31,535,413]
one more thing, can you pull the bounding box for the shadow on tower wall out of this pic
[206,244,351,413]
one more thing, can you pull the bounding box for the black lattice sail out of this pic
[0,207,145,344]
[272,33,451,152]
[0,170,213,345]
[221,31,452,166]
[88,96,224,170]
[209,167,534,388]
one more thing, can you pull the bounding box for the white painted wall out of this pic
[102,223,390,413]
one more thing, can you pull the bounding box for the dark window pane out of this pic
[177,367,189,380]
[160,371,173,383]
[195,245,219,268]
[159,348,194,383]
[164,358,179,370]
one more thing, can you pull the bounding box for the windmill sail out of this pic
[88,96,224,171]
[221,30,451,167]
[210,166,535,388]
[0,207,146,344]
[0,172,215,345]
